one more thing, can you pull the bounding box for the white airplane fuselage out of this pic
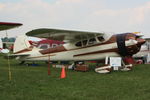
[14,33,145,62]
[25,43,119,61]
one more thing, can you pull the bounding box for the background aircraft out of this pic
[0,22,22,53]
[0,22,22,31]
[133,38,150,64]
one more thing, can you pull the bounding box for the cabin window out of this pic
[75,41,82,47]
[88,38,96,45]
[97,36,104,42]
[52,44,58,48]
[75,37,101,47]
[38,44,49,49]
[75,40,88,47]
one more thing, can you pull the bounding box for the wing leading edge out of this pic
[26,28,104,42]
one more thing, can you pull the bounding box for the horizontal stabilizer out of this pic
[10,53,30,56]
[4,53,30,59]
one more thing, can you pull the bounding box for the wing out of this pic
[10,54,30,56]
[0,22,22,31]
[26,28,104,42]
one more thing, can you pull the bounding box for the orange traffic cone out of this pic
[60,66,66,79]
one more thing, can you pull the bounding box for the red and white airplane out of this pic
[0,22,22,53]
[12,28,145,72]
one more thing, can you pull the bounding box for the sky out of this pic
[0,0,150,38]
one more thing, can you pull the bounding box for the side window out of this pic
[75,40,88,47]
[88,38,96,45]
[52,44,58,48]
[38,44,49,49]
[97,36,104,42]
[75,41,82,47]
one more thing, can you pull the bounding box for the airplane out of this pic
[133,38,150,64]
[0,22,22,53]
[0,22,22,31]
[12,28,145,73]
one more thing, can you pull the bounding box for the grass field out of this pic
[0,55,150,100]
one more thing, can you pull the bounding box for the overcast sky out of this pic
[0,0,150,38]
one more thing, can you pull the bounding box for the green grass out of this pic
[0,55,150,100]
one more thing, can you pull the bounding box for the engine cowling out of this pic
[116,33,145,56]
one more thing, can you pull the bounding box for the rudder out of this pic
[13,35,31,53]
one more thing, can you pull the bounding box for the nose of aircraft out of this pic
[116,33,146,56]
[126,34,146,56]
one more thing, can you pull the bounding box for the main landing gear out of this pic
[95,56,135,74]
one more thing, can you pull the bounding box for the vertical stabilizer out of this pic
[13,35,31,53]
